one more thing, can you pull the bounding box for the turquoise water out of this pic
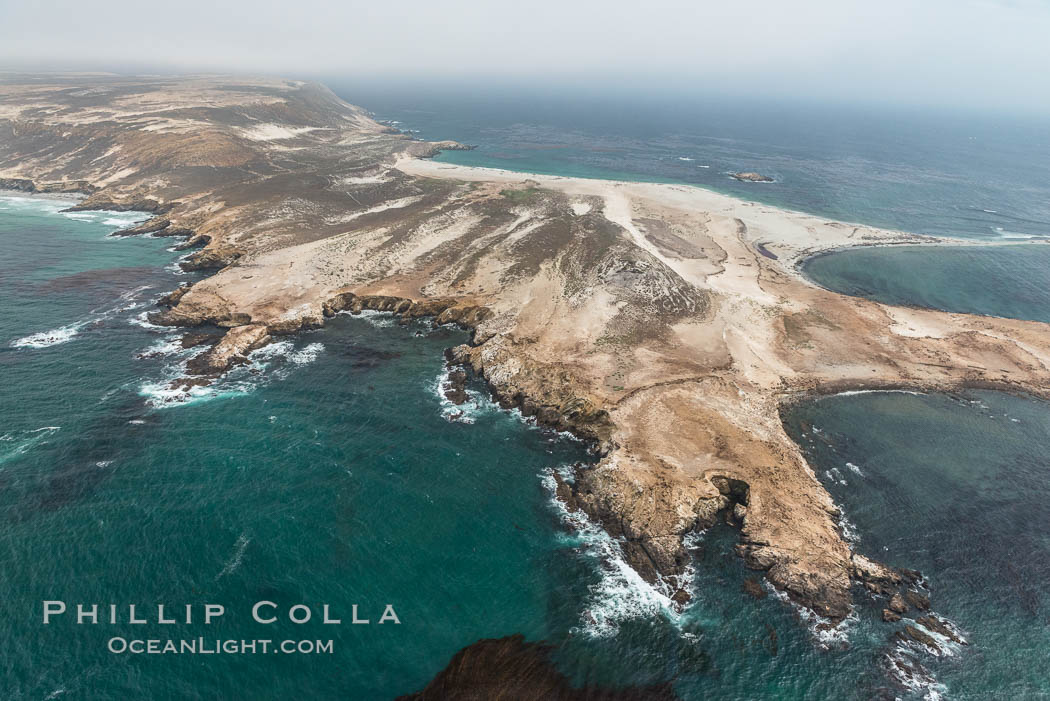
[802,245,1050,324]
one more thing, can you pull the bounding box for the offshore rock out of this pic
[443,368,469,405]
[731,172,774,183]
[742,577,767,599]
[851,553,903,595]
[180,331,223,349]
[917,615,966,645]
[904,590,931,612]
[185,324,270,376]
[402,140,474,159]
[179,248,242,271]
[894,625,941,653]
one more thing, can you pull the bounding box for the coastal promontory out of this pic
[3,74,1050,626]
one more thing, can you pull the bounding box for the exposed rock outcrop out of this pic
[731,172,774,183]
[184,324,270,376]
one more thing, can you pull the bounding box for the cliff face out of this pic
[4,74,1050,625]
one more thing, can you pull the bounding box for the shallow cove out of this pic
[801,244,1050,324]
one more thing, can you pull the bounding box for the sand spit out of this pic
[3,74,1050,625]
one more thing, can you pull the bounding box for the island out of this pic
[3,74,1049,627]
[731,171,775,182]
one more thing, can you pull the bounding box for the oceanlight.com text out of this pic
[107,638,334,655]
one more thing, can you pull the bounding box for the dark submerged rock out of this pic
[395,634,679,701]
[742,577,767,599]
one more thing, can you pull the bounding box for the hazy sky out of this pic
[2,0,1049,113]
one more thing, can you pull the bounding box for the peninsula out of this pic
[3,74,1049,625]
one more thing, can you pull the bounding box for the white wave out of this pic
[540,468,680,638]
[678,156,694,161]
[136,337,184,358]
[845,461,864,476]
[140,378,229,409]
[287,342,324,365]
[216,533,251,580]
[884,645,946,701]
[142,339,323,409]
[11,324,80,348]
[824,466,847,486]
[764,582,856,650]
[338,309,398,327]
[697,165,711,168]
[430,364,496,424]
[0,194,75,214]
[102,216,143,227]
[0,425,60,464]
[906,616,967,657]
[13,285,153,349]
[250,340,325,379]
[128,310,169,330]
[164,264,187,276]
[838,511,860,545]
[827,389,925,398]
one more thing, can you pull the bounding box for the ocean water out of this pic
[802,244,1050,324]
[782,391,1050,699]
[5,86,1050,700]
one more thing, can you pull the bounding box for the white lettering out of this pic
[252,601,277,624]
[379,605,400,624]
[204,604,225,624]
[42,601,66,624]
[77,604,98,624]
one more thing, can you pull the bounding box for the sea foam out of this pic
[12,285,153,349]
[540,467,680,638]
